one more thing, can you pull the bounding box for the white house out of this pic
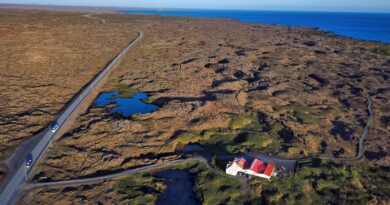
[226,157,276,179]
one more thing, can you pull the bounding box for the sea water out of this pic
[122,10,390,43]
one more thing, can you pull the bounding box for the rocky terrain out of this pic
[2,8,389,205]
[0,8,137,182]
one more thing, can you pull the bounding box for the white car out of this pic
[51,121,59,133]
[25,153,33,169]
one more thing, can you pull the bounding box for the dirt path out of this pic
[83,14,106,24]
[26,157,208,189]
[298,95,373,162]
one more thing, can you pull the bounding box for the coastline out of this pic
[0,6,389,204]
[120,9,390,44]
[1,3,389,44]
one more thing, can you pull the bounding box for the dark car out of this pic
[51,121,59,133]
[25,153,33,169]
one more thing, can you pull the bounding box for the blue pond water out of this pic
[155,170,199,205]
[182,144,204,152]
[94,91,158,117]
[122,10,390,43]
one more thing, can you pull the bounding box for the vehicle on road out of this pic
[25,153,33,169]
[0,26,144,205]
[50,121,59,133]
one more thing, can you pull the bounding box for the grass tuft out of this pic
[113,84,137,98]
[115,174,165,205]
[229,114,255,129]
[378,46,390,56]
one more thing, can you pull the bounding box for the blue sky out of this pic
[2,0,390,12]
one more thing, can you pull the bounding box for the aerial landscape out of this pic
[0,0,389,204]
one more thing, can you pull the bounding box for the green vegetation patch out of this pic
[173,161,248,204]
[131,116,154,126]
[252,160,370,205]
[171,129,282,155]
[378,46,390,56]
[114,157,388,204]
[115,174,165,205]
[360,166,390,200]
[170,113,283,155]
[229,114,255,129]
[171,132,202,151]
[112,84,136,98]
[192,166,244,204]
[240,131,280,150]
[274,105,336,126]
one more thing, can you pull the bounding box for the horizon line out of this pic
[1,3,390,14]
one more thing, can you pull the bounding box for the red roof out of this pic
[250,159,266,173]
[230,157,275,177]
[236,158,252,169]
[237,158,247,169]
[264,164,275,176]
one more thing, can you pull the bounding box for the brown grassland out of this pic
[0,8,137,181]
[0,6,389,205]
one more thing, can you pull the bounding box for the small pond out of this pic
[94,91,158,117]
[182,144,204,152]
[155,170,199,205]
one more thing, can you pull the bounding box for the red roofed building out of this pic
[237,158,246,168]
[226,157,276,179]
[250,159,266,173]
[264,164,275,176]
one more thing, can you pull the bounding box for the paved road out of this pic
[245,152,297,172]
[26,157,209,189]
[0,15,143,205]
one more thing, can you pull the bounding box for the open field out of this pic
[1,6,389,204]
[0,8,137,182]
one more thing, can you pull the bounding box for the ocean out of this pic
[121,10,390,43]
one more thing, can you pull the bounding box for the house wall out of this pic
[240,169,271,179]
[226,164,239,176]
